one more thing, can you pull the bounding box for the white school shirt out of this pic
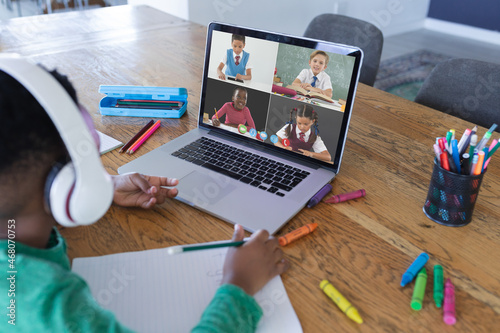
[221,51,253,69]
[276,125,328,153]
[296,69,332,91]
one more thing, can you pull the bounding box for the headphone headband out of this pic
[0,54,113,226]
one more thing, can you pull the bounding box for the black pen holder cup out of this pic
[423,159,485,227]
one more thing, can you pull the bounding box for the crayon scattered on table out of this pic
[324,189,366,204]
[433,265,444,308]
[411,267,427,311]
[401,253,429,287]
[278,223,317,246]
[443,278,457,325]
[320,280,363,324]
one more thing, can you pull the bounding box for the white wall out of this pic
[186,0,430,37]
[127,0,189,19]
[128,0,430,37]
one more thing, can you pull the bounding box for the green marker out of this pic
[411,267,427,311]
[446,131,453,152]
[434,265,444,307]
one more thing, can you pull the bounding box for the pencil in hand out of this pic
[119,120,154,153]
[167,240,245,255]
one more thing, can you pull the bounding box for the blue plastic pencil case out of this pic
[98,85,188,118]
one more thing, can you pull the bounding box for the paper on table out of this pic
[72,246,302,333]
[97,131,123,154]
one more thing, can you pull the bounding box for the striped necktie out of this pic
[235,55,240,66]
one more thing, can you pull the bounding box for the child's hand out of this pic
[300,83,312,90]
[212,118,221,126]
[235,73,243,80]
[112,173,178,209]
[221,224,289,295]
[218,72,226,80]
[298,149,313,157]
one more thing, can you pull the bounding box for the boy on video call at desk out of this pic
[212,86,256,130]
[0,56,288,333]
[217,34,253,81]
[274,104,332,162]
[292,50,333,98]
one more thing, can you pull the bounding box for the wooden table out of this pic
[2,5,499,332]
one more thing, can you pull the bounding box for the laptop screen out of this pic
[199,22,363,172]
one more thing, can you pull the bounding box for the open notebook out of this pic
[72,245,302,332]
[97,130,122,154]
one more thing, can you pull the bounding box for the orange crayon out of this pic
[278,223,318,246]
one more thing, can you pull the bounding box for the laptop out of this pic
[118,22,363,234]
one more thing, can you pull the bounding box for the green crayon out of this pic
[411,267,427,311]
[434,265,444,307]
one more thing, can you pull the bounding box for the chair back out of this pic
[415,58,500,131]
[304,14,383,86]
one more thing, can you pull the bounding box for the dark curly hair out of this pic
[0,67,76,174]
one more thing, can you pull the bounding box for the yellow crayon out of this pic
[320,280,363,324]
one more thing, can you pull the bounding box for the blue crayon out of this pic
[401,253,429,287]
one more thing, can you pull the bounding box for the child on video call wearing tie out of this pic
[217,34,252,81]
[274,104,332,162]
[292,50,333,98]
[0,58,288,333]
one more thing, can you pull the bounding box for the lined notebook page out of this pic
[72,247,302,332]
[97,131,123,154]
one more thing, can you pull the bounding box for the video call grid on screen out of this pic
[199,24,362,171]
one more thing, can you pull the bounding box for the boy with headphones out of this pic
[0,55,288,332]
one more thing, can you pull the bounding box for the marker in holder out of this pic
[423,158,485,227]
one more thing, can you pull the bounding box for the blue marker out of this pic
[482,147,489,172]
[401,253,429,287]
[451,140,461,174]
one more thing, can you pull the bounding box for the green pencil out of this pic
[167,240,245,255]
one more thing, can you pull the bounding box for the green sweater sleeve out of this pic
[191,284,263,333]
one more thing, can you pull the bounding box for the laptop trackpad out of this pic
[176,171,236,208]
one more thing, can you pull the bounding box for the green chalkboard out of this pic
[275,44,355,101]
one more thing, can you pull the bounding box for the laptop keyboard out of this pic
[171,137,310,197]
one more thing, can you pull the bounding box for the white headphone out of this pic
[0,54,114,227]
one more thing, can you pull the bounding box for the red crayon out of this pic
[325,189,366,204]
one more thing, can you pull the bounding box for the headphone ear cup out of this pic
[44,161,64,213]
[44,162,77,227]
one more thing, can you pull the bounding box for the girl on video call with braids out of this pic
[274,104,331,162]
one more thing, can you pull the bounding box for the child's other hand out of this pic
[298,149,313,157]
[218,73,226,80]
[300,83,312,89]
[235,73,243,80]
[112,173,178,209]
[221,225,289,295]
[212,118,221,126]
